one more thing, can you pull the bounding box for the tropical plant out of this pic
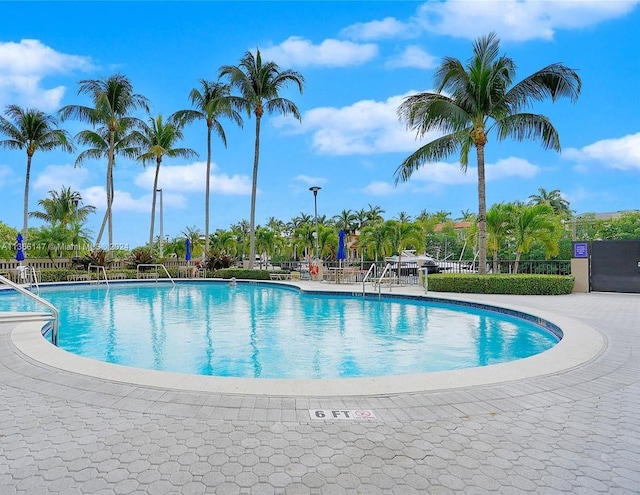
[366,204,385,224]
[133,114,197,251]
[220,49,304,268]
[0,105,73,250]
[173,80,243,257]
[511,203,561,273]
[59,74,149,255]
[126,246,155,268]
[486,203,514,273]
[0,222,18,260]
[181,225,204,259]
[333,209,356,233]
[29,186,95,229]
[395,32,581,274]
[528,187,572,218]
[384,219,423,274]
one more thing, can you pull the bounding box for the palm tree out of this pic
[366,204,385,224]
[358,222,389,264]
[220,49,304,268]
[182,226,204,259]
[395,32,581,274]
[333,209,356,233]
[486,203,514,273]
[0,105,73,251]
[173,80,243,258]
[29,186,96,229]
[59,74,149,255]
[511,203,560,273]
[134,114,197,251]
[384,219,423,280]
[528,187,572,217]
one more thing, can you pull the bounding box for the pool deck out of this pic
[0,282,638,493]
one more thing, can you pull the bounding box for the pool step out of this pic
[0,312,53,324]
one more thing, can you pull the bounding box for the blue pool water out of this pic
[0,282,559,379]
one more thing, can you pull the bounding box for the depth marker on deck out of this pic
[309,409,376,420]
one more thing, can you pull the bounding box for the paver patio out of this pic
[0,285,638,494]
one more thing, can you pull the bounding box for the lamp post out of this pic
[309,186,321,260]
[157,188,164,258]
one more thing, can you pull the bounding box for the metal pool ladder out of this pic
[0,273,60,346]
[136,264,176,287]
[88,264,109,288]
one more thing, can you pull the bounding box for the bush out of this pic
[213,268,271,280]
[424,274,575,295]
[125,247,155,269]
[205,250,237,270]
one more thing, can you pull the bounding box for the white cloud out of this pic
[414,0,638,41]
[134,161,252,195]
[81,186,186,214]
[340,0,639,44]
[564,132,640,171]
[32,164,90,192]
[0,39,94,111]
[276,91,440,155]
[366,156,540,194]
[341,16,415,40]
[260,37,378,67]
[386,45,438,69]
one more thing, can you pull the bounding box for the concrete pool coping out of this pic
[5,280,605,397]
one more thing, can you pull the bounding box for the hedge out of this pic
[213,268,272,280]
[423,274,575,295]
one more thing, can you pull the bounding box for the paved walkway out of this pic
[0,286,638,494]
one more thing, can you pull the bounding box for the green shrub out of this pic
[213,268,271,280]
[424,274,575,295]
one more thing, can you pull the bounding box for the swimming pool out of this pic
[0,281,560,380]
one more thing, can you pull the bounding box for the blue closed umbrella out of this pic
[337,229,346,267]
[16,233,25,263]
[185,238,191,262]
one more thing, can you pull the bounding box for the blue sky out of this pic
[1,1,639,249]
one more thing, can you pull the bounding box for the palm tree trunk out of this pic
[476,144,488,274]
[204,126,212,259]
[107,166,114,254]
[514,252,521,274]
[149,157,161,251]
[493,250,498,274]
[248,116,261,269]
[22,154,32,255]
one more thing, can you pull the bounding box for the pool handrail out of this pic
[136,263,176,287]
[0,273,59,346]
[377,263,394,297]
[29,266,40,295]
[361,263,377,296]
[87,264,109,289]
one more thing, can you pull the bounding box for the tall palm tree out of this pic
[59,74,149,255]
[134,114,197,251]
[174,80,243,258]
[528,187,572,217]
[0,105,73,250]
[395,32,581,274]
[220,49,304,268]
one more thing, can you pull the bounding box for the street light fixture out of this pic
[309,186,321,260]
[157,188,164,258]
